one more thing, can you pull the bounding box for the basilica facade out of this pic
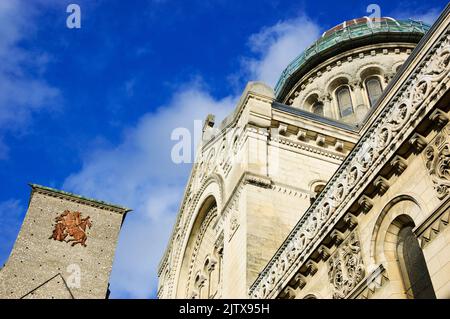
[158,7,450,299]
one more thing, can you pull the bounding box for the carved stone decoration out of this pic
[327,232,365,299]
[49,210,92,247]
[429,109,449,128]
[387,102,410,131]
[304,260,318,276]
[289,273,306,289]
[409,133,427,153]
[330,229,345,246]
[331,183,345,205]
[347,166,359,187]
[375,127,391,149]
[358,195,373,214]
[373,176,390,195]
[390,155,407,175]
[278,123,288,136]
[424,125,450,199]
[357,144,375,172]
[280,286,296,299]
[296,128,307,140]
[344,213,358,230]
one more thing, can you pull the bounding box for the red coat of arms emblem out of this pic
[49,210,92,247]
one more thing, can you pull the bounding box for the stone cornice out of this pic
[249,6,450,298]
[271,135,346,161]
[30,184,131,214]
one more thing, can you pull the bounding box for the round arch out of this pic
[369,195,434,298]
[370,195,424,265]
[172,175,225,298]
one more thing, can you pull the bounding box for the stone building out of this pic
[0,184,130,299]
[158,7,450,299]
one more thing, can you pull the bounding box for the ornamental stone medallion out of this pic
[327,232,365,299]
[49,210,92,247]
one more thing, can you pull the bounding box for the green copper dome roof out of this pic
[274,18,430,100]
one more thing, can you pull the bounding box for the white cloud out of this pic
[63,81,235,298]
[392,6,442,25]
[0,0,60,159]
[241,15,321,87]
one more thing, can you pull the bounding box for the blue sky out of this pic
[0,0,447,299]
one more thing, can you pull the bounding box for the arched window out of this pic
[336,86,353,117]
[365,77,383,107]
[194,272,207,299]
[312,101,324,116]
[397,226,436,299]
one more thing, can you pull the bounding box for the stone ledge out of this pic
[30,184,131,214]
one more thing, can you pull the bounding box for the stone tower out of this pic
[0,184,130,299]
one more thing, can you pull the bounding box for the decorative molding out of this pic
[160,172,225,292]
[228,213,240,242]
[316,134,326,146]
[250,26,450,298]
[416,189,450,248]
[243,173,272,188]
[349,264,388,299]
[272,135,346,161]
[328,232,365,299]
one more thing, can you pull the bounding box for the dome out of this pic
[274,18,430,100]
